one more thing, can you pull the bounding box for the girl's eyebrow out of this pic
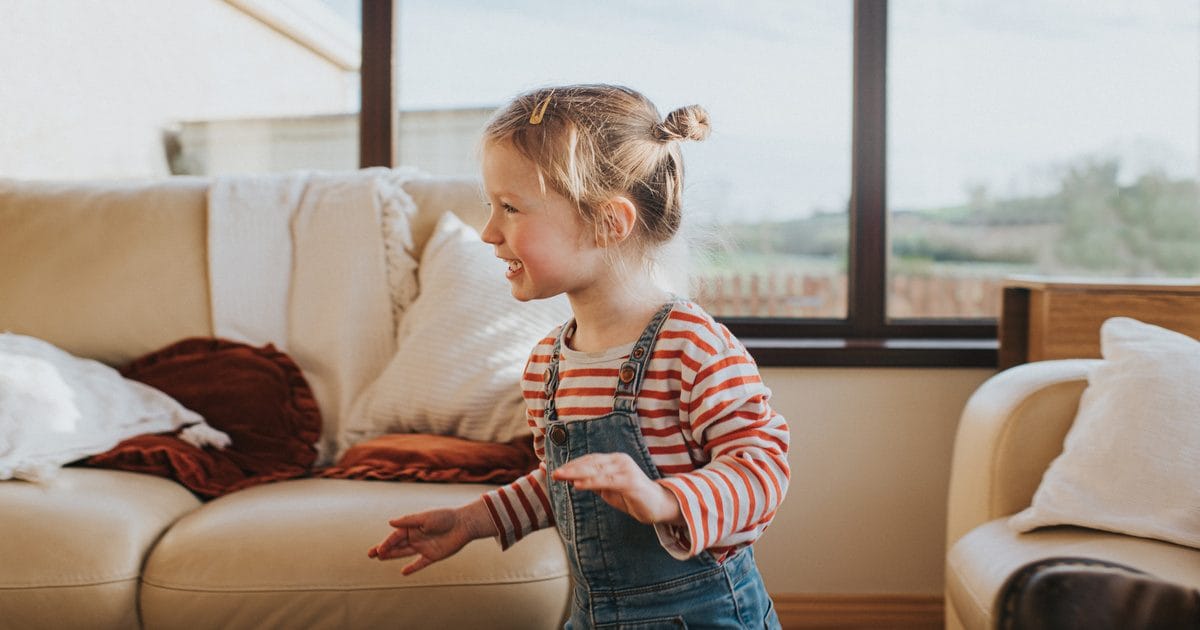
[490,189,530,205]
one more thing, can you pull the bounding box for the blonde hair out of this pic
[482,84,710,258]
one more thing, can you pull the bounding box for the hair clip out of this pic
[529,93,553,125]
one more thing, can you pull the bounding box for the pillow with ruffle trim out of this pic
[85,338,321,498]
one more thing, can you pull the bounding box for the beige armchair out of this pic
[943,359,1200,629]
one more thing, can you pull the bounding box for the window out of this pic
[890,0,1200,319]
[3,1,361,179]
[358,1,1200,367]
[369,1,853,322]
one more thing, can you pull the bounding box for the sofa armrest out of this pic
[945,359,1101,550]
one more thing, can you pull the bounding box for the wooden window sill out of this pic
[743,338,998,368]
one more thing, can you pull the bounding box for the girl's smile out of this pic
[502,258,523,278]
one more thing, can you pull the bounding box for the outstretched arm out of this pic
[367,499,499,575]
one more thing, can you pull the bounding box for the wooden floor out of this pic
[773,593,943,630]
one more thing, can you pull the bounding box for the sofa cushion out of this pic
[946,518,1200,630]
[86,338,322,498]
[339,212,571,450]
[140,478,570,630]
[0,468,201,629]
[0,177,212,367]
[1009,317,1200,549]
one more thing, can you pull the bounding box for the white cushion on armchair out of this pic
[1008,317,1200,549]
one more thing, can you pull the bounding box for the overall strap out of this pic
[543,299,679,417]
[542,321,570,422]
[613,300,678,412]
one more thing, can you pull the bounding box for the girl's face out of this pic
[480,141,607,302]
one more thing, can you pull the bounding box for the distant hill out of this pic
[712,158,1200,277]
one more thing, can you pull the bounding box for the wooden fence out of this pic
[691,272,1004,319]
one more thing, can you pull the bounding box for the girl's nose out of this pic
[480,212,502,245]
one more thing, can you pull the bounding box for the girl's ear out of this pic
[596,196,638,247]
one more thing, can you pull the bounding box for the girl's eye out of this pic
[502,203,518,214]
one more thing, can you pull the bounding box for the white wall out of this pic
[170,108,494,177]
[1,0,356,179]
[754,367,995,595]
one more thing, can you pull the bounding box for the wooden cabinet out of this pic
[999,276,1200,368]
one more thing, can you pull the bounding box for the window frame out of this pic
[358,0,999,368]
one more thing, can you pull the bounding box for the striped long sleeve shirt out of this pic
[481,300,790,561]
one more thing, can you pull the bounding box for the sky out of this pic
[319,0,1199,223]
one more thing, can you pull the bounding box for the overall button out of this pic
[619,364,636,383]
[548,424,567,445]
[632,345,645,359]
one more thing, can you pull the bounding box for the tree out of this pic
[1052,158,1200,275]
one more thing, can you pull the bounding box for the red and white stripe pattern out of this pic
[482,301,790,560]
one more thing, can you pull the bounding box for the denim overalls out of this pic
[542,301,781,629]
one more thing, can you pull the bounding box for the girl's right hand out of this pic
[367,501,497,575]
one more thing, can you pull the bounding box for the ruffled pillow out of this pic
[85,338,321,498]
[319,433,537,484]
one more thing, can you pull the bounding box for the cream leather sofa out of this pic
[0,176,570,630]
[944,359,1200,629]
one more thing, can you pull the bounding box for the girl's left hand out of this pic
[551,453,683,526]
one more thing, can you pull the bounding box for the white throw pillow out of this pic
[338,212,572,453]
[0,333,227,482]
[1009,317,1200,549]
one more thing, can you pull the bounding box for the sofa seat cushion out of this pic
[0,469,202,629]
[140,478,570,630]
[947,518,1200,630]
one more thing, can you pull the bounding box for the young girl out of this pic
[368,84,789,629]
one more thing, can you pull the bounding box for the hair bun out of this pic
[654,105,711,143]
